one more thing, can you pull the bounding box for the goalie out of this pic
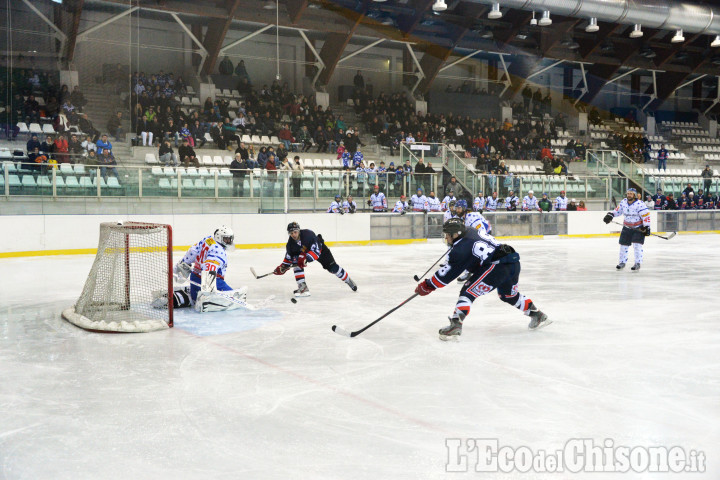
[153,225,249,312]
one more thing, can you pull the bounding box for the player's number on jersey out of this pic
[472,241,492,261]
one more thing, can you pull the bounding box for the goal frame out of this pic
[62,221,174,332]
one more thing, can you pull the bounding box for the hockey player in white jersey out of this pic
[473,192,485,212]
[155,225,249,313]
[367,185,387,212]
[427,191,442,212]
[410,188,428,212]
[441,191,457,211]
[392,195,409,214]
[505,190,519,211]
[554,190,568,211]
[522,190,541,211]
[603,187,651,270]
[342,195,357,213]
[484,192,500,212]
[327,195,344,214]
[443,200,457,222]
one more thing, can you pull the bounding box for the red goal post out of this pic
[62,222,173,332]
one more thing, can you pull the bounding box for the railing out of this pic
[0,161,443,211]
[587,148,646,198]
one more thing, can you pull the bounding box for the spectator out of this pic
[234,60,250,82]
[257,146,269,168]
[567,199,578,211]
[85,149,99,167]
[657,144,668,171]
[69,86,86,111]
[68,133,83,158]
[701,165,713,193]
[178,138,199,168]
[445,175,461,197]
[229,153,248,197]
[402,158,413,192]
[107,111,124,141]
[81,134,96,157]
[190,120,207,148]
[277,124,294,151]
[210,121,226,150]
[219,56,234,75]
[644,194,654,210]
[98,149,119,180]
[40,135,55,159]
[290,155,303,197]
[79,114,100,141]
[96,134,112,155]
[682,183,694,197]
[414,158,429,192]
[538,193,552,212]
[296,125,313,152]
[663,193,678,210]
[353,70,365,92]
[137,114,154,146]
[54,134,69,164]
[26,133,41,153]
[313,125,328,153]
[577,201,587,211]
[158,140,177,166]
[265,153,277,195]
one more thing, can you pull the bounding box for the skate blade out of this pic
[439,334,461,342]
[294,292,311,298]
[529,319,553,331]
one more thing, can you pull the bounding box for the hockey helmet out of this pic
[528,190,534,195]
[456,199,468,210]
[442,217,466,237]
[627,188,637,194]
[449,200,457,208]
[287,221,300,233]
[400,194,407,200]
[560,190,566,195]
[416,187,423,194]
[335,194,341,201]
[214,225,235,249]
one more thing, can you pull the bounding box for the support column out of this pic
[199,0,242,76]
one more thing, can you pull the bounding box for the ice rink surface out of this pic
[1,234,719,479]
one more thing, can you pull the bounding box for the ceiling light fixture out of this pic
[585,17,599,33]
[629,24,643,38]
[538,10,552,27]
[432,0,447,12]
[712,36,720,48]
[530,12,537,26]
[488,2,502,20]
[671,29,685,44]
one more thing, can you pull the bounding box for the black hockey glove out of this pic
[367,199,372,206]
[603,212,614,224]
[639,225,650,236]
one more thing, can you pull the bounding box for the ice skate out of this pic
[294,281,311,297]
[456,271,471,283]
[616,263,626,270]
[439,313,464,341]
[528,310,552,330]
[631,263,641,271]
[345,277,358,292]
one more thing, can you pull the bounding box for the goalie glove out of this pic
[174,262,192,283]
[603,212,614,224]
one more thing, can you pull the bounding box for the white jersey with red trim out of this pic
[484,196,500,212]
[370,192,387,212]
[427,196,442,212]
[441,195,456,211]
[411,194,428,212]
[554,195,568,211]
[522,195,540,211]
[327,201,342,213]
[181,235,228,279]
[392,200,409,213]
[611,198,651,228]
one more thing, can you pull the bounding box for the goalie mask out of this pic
[214,225,235,249]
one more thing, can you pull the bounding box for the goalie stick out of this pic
[332,293,419,337]
[611,221,676,240]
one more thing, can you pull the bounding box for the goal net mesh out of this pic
[62,222,173,332]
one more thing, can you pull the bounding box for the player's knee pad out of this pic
[326,262,339,274]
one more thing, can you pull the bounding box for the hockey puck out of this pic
[291,298,297,304]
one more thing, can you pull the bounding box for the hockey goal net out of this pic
[62,222,173,332]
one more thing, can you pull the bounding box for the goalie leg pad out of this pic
[194,290,249,313]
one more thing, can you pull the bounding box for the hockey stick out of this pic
[413,246,453,281]
[332,293,419,337]
[611,221,676,240]
[250,267,274,279]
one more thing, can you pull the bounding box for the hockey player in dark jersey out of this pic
[274,222,357,297]
[415,218,550,340]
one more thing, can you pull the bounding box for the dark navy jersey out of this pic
[652,194,665,210]
[283,229,322,265]
[429,227,501,288]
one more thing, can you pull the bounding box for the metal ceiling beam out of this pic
[199,0,243,76]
